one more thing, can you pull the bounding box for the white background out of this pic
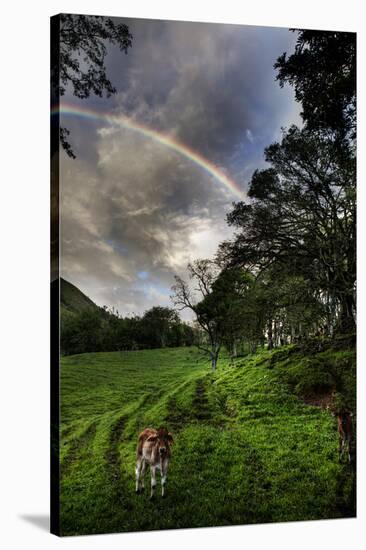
[0,0,365,548]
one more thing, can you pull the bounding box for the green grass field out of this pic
[59,345,355,536]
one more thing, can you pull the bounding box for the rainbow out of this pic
[51,103,244,200]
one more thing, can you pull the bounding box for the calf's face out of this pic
[147,427,173,457]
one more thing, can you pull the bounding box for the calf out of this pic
[337,411,353,464]
[135,427,173,498]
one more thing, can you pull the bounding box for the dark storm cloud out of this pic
[60,18,301,316]
[60,126,232,317]
[105,19,301,162]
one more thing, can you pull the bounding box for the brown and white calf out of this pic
[337,411,353,463]
[135,427,174,498]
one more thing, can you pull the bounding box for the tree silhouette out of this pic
[275,30,356,142]
[51,14,132,157]
[220,125,356,334]
[218,30,356,337]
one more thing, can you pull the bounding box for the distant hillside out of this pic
[61,278,100,316]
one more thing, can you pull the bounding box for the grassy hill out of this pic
[60,278,100,316]
[59,344,355,536]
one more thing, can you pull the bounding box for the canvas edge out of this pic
[50,13,61,537]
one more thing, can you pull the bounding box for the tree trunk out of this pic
[211,355,217,371]
[273,319,278,348]
[290,324,295,344]
[210,344,220,371]
[337,293,356,333]
[267,320,273,350]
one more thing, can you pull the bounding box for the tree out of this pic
[275,30,356,142]
[212,268,264,356]
[219,125,356,334]
[198,30,357,347]
[171,261,260,369]
[255,264,328,347]
[171,260,222,370]
[61,308,104,355]
[141,306,181,348]
[51,14,132,157]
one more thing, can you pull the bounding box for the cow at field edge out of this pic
[135,427,174,498]
[337,411,353,463]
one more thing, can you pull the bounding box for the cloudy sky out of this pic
[60,16,301,319]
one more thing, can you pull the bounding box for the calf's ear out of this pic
[168,433,174,444]
[146,434,158,442]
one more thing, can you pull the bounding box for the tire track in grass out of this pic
[105,412,142,520]
[165,376,211,431]
[61,421,97,478]
[202,429,273,526]
[104,411,159,531]
[166,394,185,430]
[106,415,127,492]
[192,377,211,421]
[241,443,273,524]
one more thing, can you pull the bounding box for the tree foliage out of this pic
[171,261,263,368]
[220,125,355,335]
[275,29,356,141]
[171,260,222,370]
[52,14,132,157]
[218,30,356,343]
[140,306,185,349]
[61,305,194,356]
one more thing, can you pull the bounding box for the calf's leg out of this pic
[140,459,146,489]
[161,462,168,497]
[150,466,157,499]
[135,456,142,493]
[347,437,351,464]
[338,436,344,462]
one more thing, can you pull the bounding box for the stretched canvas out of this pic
[51,13,356,536]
